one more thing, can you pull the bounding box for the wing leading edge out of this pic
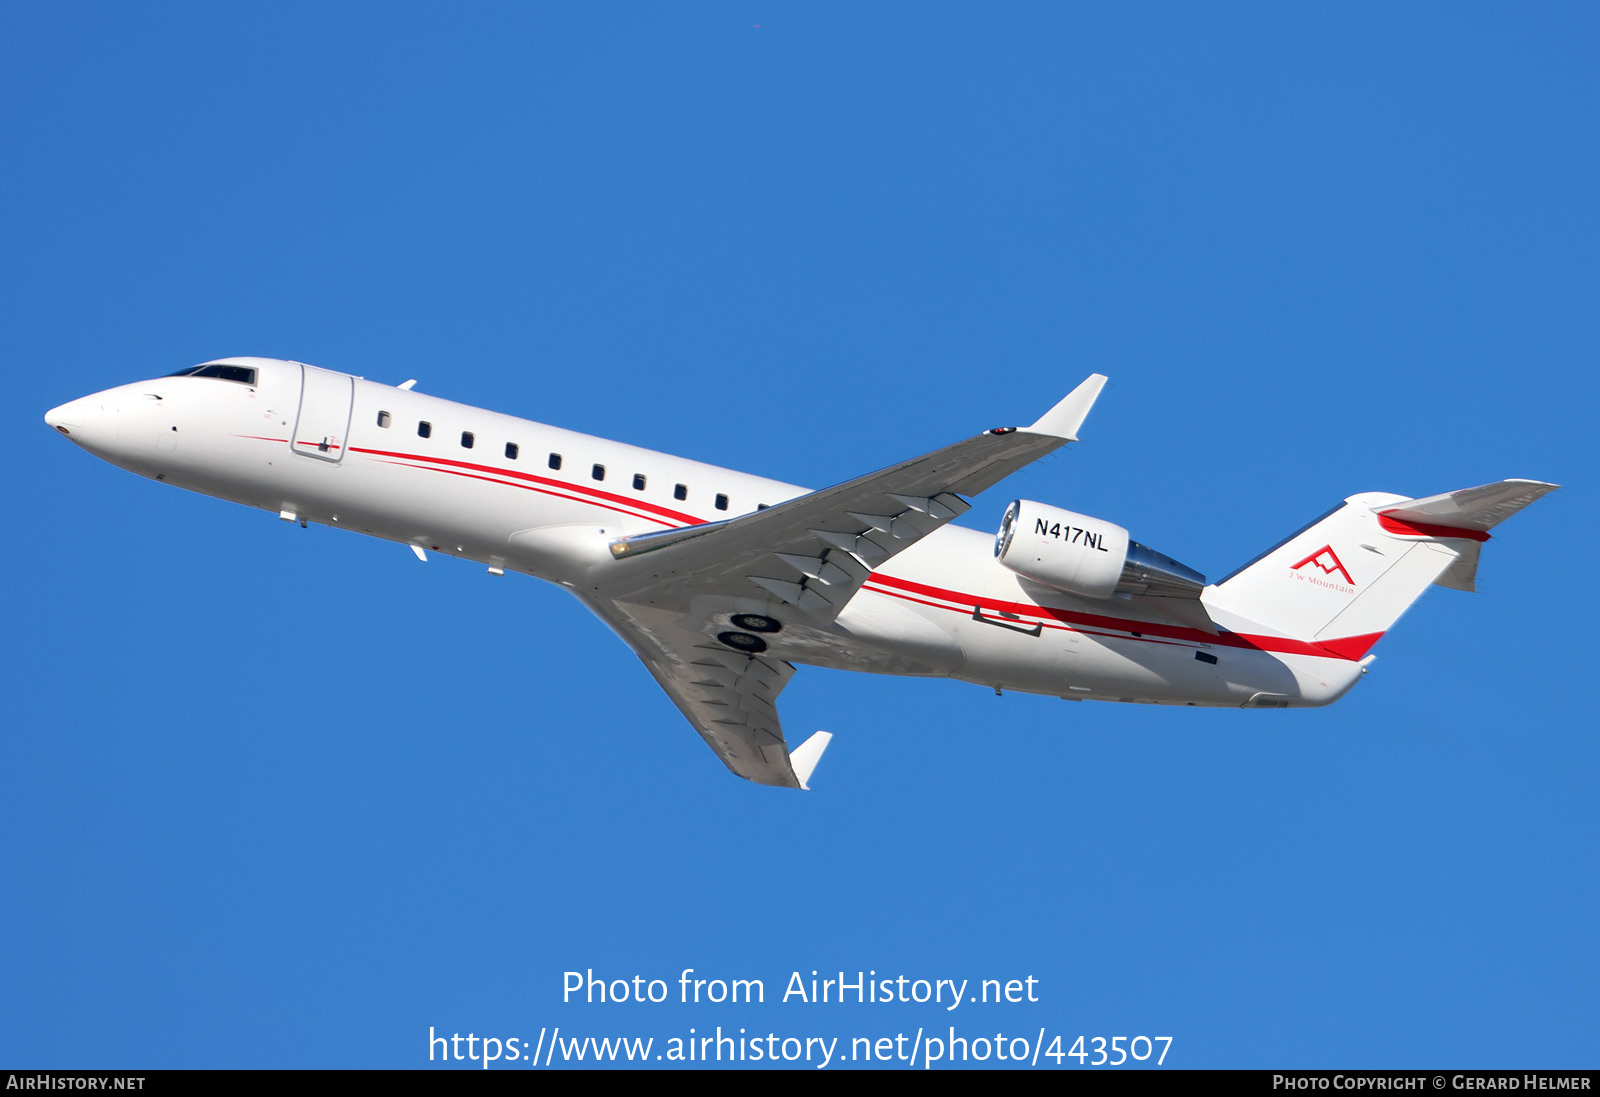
[605,374,1107,622]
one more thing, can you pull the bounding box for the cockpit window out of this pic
[165,364,257,385]
[194,365,257,384]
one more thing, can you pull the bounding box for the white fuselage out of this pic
[46,358,1364,710]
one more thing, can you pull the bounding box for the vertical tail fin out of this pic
[1208,480,1557,659]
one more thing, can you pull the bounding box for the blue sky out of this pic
[3,3,1594,1069]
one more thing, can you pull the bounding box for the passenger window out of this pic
[592,464,606,481]
[505,443,519,460]
[632,473,647,491]
[418,421,432,438]
[461,431,475,449]
[674,484,688,501]
[548,453,562,470]
[715,493,729,511]
[377,411,391,428]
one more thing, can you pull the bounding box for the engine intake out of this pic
[994,500,1206,600]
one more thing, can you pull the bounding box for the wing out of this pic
[587,597,830,788]
[586,375,1108,788]
[603,374,1108,622]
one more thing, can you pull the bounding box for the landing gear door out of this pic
[291,364,354,463]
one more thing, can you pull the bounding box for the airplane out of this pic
[44,358,1557,790]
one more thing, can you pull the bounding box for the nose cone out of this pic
[45,395,120,452]
[46,399,87,435]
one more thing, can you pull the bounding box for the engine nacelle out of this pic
[994,500,1207,600]
[995,500,1131,598]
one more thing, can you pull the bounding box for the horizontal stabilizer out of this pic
[1374,479,1559,535]
[1375,479,1558,592]
[789,731,833,791]
[1026,374,1107,441]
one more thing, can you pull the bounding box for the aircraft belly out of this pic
[957,629,1254,704]
[829,590,963,676]
[768,628,942,676]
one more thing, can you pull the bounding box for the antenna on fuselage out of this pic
[397,379,418,390]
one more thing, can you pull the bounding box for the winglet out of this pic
[789,731,833,791]
[1025,374,1108,441]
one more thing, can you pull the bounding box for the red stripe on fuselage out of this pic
[1316,633,1384,660]
[374,459,675,525]
[235,434,704,526]
[349,445,705,527]
[864,573,1371,661]
[862,583,1196,649]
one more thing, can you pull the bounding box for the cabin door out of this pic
[290,364,354,463]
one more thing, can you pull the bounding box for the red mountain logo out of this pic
[1291,545,1355,585]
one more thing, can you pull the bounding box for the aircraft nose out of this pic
[46,396,121,450]
[45,399,88,435]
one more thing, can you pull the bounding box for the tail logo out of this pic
[1291,545,1355,586]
